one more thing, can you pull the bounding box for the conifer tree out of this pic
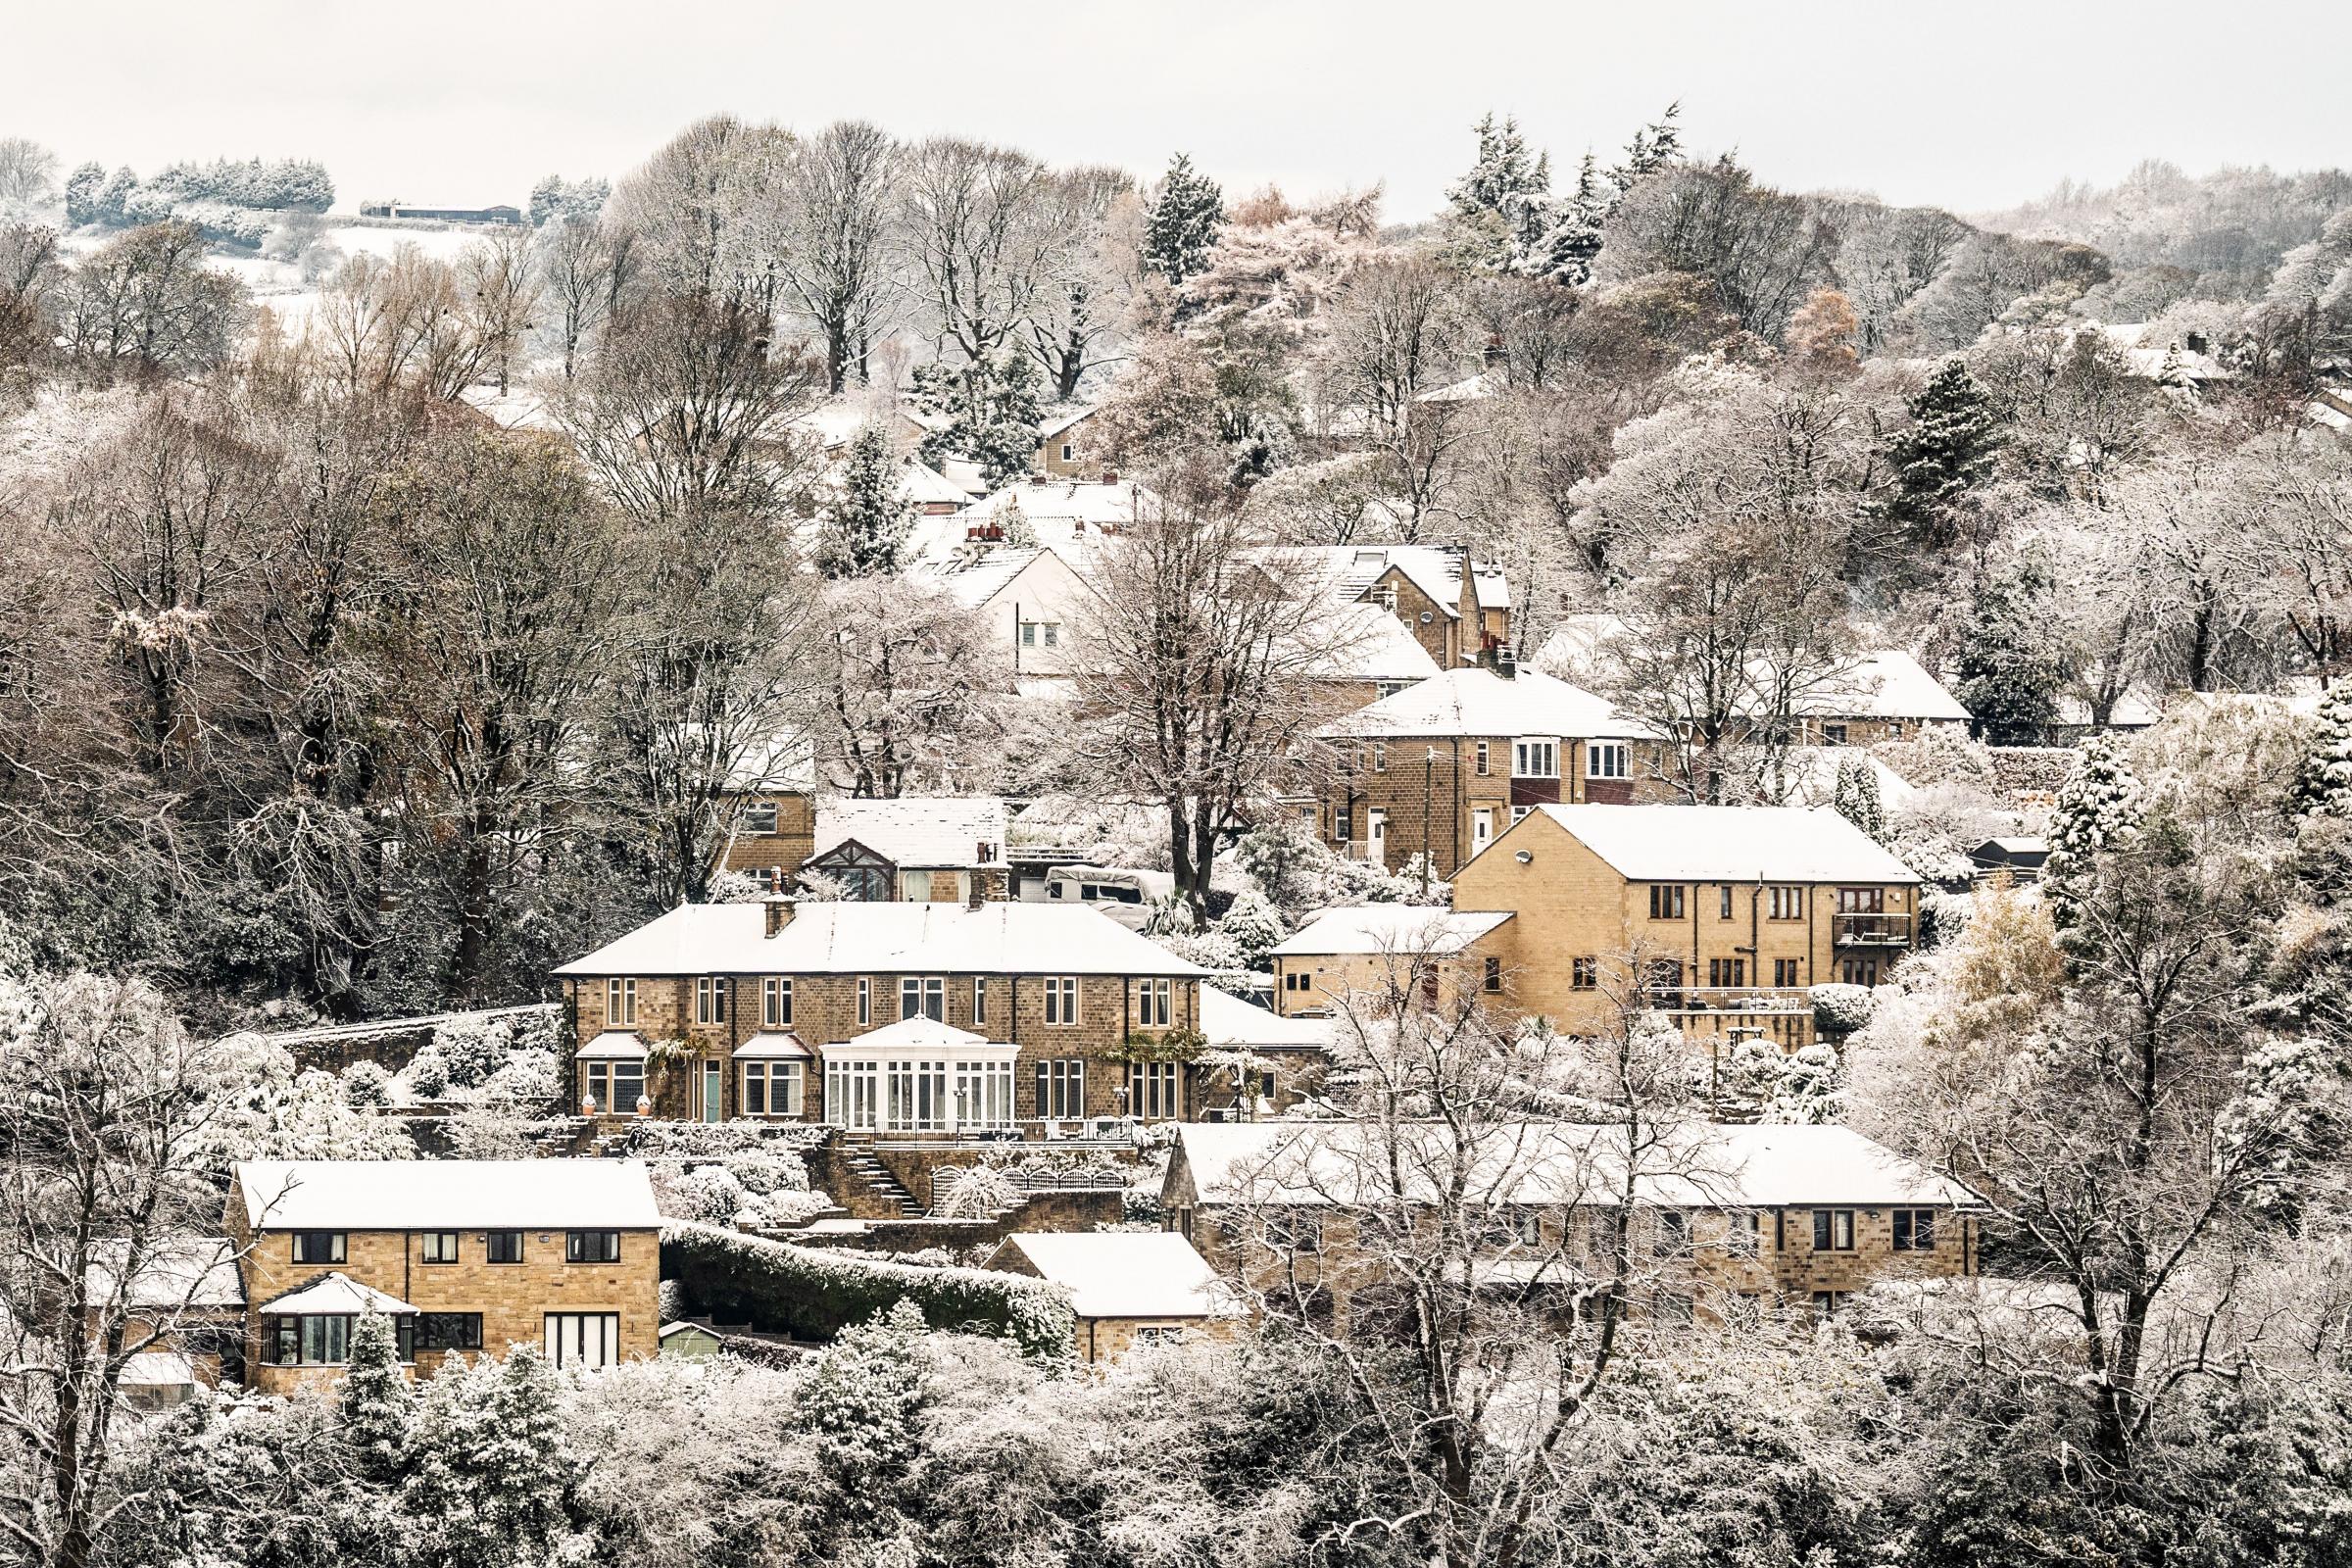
[1877,359,2004,549]
[818,425,916,577]
[63,161,104,226]
[1607,101,1684,194]
[2042,729,2143,934]
[2294,690,2352,820]
[339,1310,414,1485]
[402,1347,583,1568]
[1518,152,1607,285]
[913,351,1044,489]
[1142,153,1225,286]
[1954,555,2070,744]
[803,1299,933,1529]
[1833,755,1888,845]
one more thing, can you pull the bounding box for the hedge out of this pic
[661,1220,1073,1357]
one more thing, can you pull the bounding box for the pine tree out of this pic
[1833,756,1888,845]
[1142,153,1225,287]
[803,1299,933,1528]
[2042,730,2142,934]
[339,1311,414,1484]
[402,1348,582,1568]
[95,166,137,226]
[1954,556,2070,744]
[1607,101,1684,195]
[1517,152,1606,285]
[996,492,1035,548]
[63,162,104,226]
[1876,359,2004,549]
[913,351,1044,488]
[818,425,917,577]
[2294,690,2352,819]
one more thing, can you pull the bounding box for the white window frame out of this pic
[1512,737,1559,778]
[741,1059,805,1116]
[1587,741,1628,780]
[544,1311,620,1370]
[1137,977,1171,1027]
[763,976,792,1026]
[973,977,988,1025]
[695,976,726,1025]
[900,975,945,1022]
[857,977,870,1025]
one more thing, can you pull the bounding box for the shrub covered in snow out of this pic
[662,1220,1074,1356]
[931,1164,1019,1219]
[1810,983,1877,1035]
[340,1059,394,1110]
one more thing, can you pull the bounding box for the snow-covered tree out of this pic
[1954,554,2071,744]
[1142,153,1224,287]
[801,1299,932,1520]
[1873,359,2003,549]
[817,425,916,577]
[2042,729,2143,934]
[341,1310,415,1485]
[912,350,1043,488]
[402,1347,584,1568]
[1833,755,1888,844]
[2293,691,2352,820]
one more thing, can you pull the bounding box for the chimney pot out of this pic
[1102,466,1118,484]
[763,896,796,937]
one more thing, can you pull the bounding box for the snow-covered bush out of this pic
[1213,886,1291,971]
[707,867,771,904]
[340,1059,394,1109]
[442,1102,543,1160]
[932,1164,1019,1219]
[198,1036,416,1163]
[1810,983,1876,1036]
[662,1220,1074,1356]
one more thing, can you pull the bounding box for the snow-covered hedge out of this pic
[661,1220,1073,1357]
[1810,983,1877,1035]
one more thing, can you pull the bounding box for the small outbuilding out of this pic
[984,1231,1245,1362]
[1970,837,2048,884]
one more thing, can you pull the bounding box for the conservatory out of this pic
[821,1016,1017,1134]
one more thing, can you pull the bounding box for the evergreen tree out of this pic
[339,1311,414,1484]
[803,1299,933,1531]
[996,491,1035,548]
[94,165,137,226]
[1142,153,1225,286]
[1607,101,1684,194]
[1518,152,1607,286]
[2293,691,2352,820]
[1833,756,1888,845]
[1955,556,2070,744]
[62,161,104,226]
[402,1348,583,1568]
[1875,359,2003,549]
[817,425,916,578]
[913,351,1044,488]
[2042,729,2142,934]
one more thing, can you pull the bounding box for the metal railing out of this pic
[1833,911,1913,947]
[1642,986,1813,1015]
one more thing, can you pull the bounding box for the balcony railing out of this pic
[1642,986,1813,1016]
[1833,911,1914,947]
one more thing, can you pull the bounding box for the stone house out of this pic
[1033,406,1101,477]
[88,1237,247,1407]
[1268,906,1514,1021]
[227,1160,662,1394]
[984,1231,1246,1362]
[1795,650,1972,746]
[1317,665,1651,878]
[553,900,1210,1131]
[1161,1120,1982,1324]
[804,796,1012,904]
[1451,805,1922,1051]
[1198,986,1334,1113]
[1261,543,1511,670]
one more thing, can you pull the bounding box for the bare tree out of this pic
[781,121,901,393]
[898,137,1060,368]
[1019,166,1140,401]
[1320,256,1480,535]
[818,575,1007,799]
[0,138,58,216]
[0,970,250,1568]
[1070,465,1364,918]
[58,222,249,385]
[1210,936,1725,1568]
[310,246,501,400]
[458,225,539,396]
[533,216,618,381]
[609,114,794,320]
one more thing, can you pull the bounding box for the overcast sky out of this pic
[7,1,2346,221]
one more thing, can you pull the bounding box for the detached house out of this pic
[554,900,1209,1130]
[1162,1120,1982,1322]
[1797,651,1971,745]
[1318,665,1650,878]
[1269,544,1512,670]
[227,1160,661,1392]
[1033,406,1102,477]
[984,1231,1245,1361]
[924,543,1093,684]
[806,796,1011,903]
[1452,805,1921,1050]
[1269,906,1514,1020]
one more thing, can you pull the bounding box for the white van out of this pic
[1042,865,1176,930]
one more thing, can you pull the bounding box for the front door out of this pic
[1472,808,1494,856]
[1366,808,1387,863]
[701,1059,723,1122]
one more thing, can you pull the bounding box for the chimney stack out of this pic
[965,877,986,912]
[763,896,796,937]
[1101,466,1118,485]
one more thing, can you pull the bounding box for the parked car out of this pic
[1042,865,1176,930]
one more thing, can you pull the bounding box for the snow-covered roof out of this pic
[1172,1121,1978,1210]
[1414,369,1500,405]
[1801,652,1971,722]
[237,1160,662,1231]
[900,460,971,507]
[1516,805,1922,885]
[86,1237,244,1310]
[1200,987,1333,1052]
[814,796,1008,869]
[577,1030,647,1060]
[2052,691,2164,728]
[1036,404,1098,441]
[1772,749,1919,812]
[824,1014,989,1053]
[951,478,1152,530]
[787,399,922,454]
[120,1351,199,1387]
[256,1271,417,1316]
[1267,543,1510,616]
[555,903,1207,978]
[1310,603,1443,686]
[1322,667,1636,740]
[927,545,1053,609]
[1270,906,1513,957]
[733,1031,811,1060]
[993,1232,1240,1319]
